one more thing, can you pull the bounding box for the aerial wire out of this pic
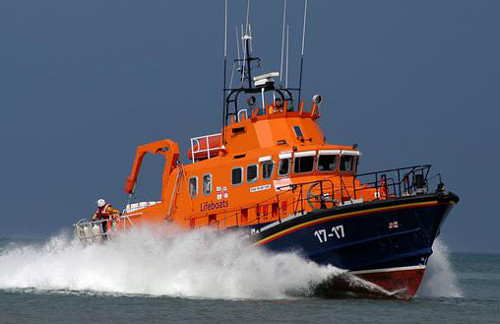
[286,25,290,89]
[298,0,308,104]
[280,0,287,82]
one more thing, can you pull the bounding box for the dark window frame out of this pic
[294,155,316,174]
[278,158,290,176]
[202,173,213,195]
[231,167,244,186]
[189,176,198,198]
[340,155,355,172]
[261,160,275,180]
[246,164,258,183]
[317,154,338,172]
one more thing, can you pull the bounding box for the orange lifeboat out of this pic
[187,134,222,161]
[74,2,460,301]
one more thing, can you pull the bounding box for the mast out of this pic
[298,0,308,104]
[222,0,228,144]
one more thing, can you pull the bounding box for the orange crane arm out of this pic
[123,139,180,195]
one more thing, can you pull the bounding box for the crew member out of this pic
[93,198,120,237]
[269,98,283,114]
[379,174,388,199]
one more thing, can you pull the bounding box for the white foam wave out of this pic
[419,238,463,298]
[0,227,345,299]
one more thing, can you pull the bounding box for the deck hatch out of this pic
[293,125,304,138]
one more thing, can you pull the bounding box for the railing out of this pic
[189,133,222,163]
[276,179,336,215]
[353,164,442,200]
[74,215,135,245]
[185,179,336,233]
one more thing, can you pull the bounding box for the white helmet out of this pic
[97,199,106,208]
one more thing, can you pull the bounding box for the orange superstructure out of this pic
[121,98,380,231]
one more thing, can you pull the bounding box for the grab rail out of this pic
[353,164,437,200]
[73,215,135,244]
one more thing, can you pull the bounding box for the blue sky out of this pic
[0,0,498,253]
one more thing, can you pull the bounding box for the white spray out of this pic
[419,238,463,298]
[0,227,346,299]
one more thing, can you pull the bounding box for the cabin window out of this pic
[318,154,337,172]
[189,176,198,197]
[231,167,243,185]
[293,125,304,138]
[203,174,212,195]
[340,155,355,172]
[247,164,258,183]
[278,158,290,176]
[262,160,274,179]
[294,156,315,173]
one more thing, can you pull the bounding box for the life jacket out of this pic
[379,177,388,199]
[95,204,112,219]
[269,104,281,114]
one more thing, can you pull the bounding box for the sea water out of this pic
[0,228,498,323]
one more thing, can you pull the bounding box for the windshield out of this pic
[340,156,358,172]
[294,156,315,173]
[318,155,337,172]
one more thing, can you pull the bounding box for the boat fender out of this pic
[92,224,103,242]
[83,225,92,240]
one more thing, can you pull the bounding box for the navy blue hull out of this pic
[254,193,458,273]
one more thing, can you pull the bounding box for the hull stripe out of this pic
[256,200,447,246]
[349,265,426,275]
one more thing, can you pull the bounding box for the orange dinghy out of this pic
[74,2,459,300]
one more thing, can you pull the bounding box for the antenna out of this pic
[301,0,308,56]
[235,27,241,63]
[241,24,245,82]
[224,0,228,57]
[286,25,290,88]
[298,0,308,104]
[249,24,253,53]
[279,0,287,82]
[222,0,229,145]
[245,0,251,34]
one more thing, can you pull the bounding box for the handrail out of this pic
[185,179,336,232]
[354,164,436,200]
[190,133,222,162]
[74,215,136,244]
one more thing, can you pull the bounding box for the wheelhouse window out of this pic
[247,164,258,183]
[293,151,316,174]
[318,154,338,172]
[294,156,315,173]
[262,160,274,179]
[340,156,355,172]
[189,176,198,197]
[231,167,243,185]
[278,158,290,176]
[203,174,212,195]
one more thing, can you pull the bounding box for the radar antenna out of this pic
[298,0,308,104]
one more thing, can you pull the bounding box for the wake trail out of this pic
[0,227,346,299]
[1,227,457,299]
